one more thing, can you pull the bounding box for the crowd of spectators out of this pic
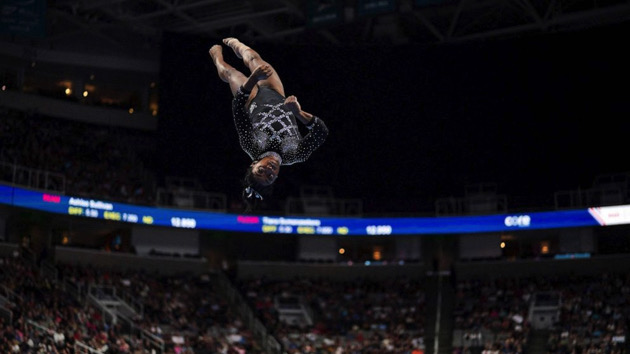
[0,254,263,353]
[452,278,532,354]
[0,256,138,353]
[546,273,629,354]
[237,276,426,353]
[452,274,630,354]
[0,107,157,205]
[59,263,264,353]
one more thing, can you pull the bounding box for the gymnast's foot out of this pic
[209,44,223,63]
[223,37,244,59]
[209,45,231,83]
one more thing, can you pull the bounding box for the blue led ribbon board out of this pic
[1,184,627,235]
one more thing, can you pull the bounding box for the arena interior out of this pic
[1,0,630,353]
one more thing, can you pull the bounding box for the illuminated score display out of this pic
[366,225,393,235]
[1,184,628,235]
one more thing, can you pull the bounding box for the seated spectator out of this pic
[236,276,426,353]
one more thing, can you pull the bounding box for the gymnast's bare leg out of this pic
[209,44,248,97]
[222,37,285,97]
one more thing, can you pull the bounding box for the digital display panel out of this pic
[0,184,624,235]
[0,184,13,205]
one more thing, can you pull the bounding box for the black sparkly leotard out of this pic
[232,85,328,165]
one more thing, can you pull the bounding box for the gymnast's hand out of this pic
[251,64,272,81]
[285,95,315,124]
[283,95,301,113]
[243,64,273,91]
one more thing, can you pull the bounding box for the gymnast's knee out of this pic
[243,48,262,64]
[219,67,236,81]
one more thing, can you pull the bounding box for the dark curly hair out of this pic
[241,163,273,213]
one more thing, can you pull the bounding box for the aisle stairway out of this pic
[214,271,283,354]
[424,272,456,354]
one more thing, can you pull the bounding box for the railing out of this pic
[88,284,118,302]
[528,291,560,330]
[62,277,85,302]
[0,284,20,303]
[301,300,314,326]
[87,283,143,319]
[285,196,363,216]
[87,294,117,327]
[74,341,102,354]
[0,161,66,193]
[0,284,17,324]
[215,271,283,353]
[26,319,53,334]
[555,186,629,209]
[156,187,226,211]
[85,284,163,353]
[115,311,165,354]
[274,295,314,328]
[26,319,102,353]
[87,285,119,327]
[120,290,144,317]
[140,327,165,353]
[435,194,508,216]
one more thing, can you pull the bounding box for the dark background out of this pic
[157,23,630,214]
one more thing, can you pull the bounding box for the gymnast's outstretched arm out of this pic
[281,95,328,165]
[283,95,315,125]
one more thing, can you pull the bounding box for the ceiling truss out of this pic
[22,0,630,51]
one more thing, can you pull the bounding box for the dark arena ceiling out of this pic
[46,0,630,50]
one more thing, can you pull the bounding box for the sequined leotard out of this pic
[232,85,328,165]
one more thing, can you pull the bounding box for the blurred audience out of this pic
[546,273,629,354]
[0,108,157,205]
[453,274,630,354]
[237,276,426,353]
[453,278,531,354]
[0,256,263,353]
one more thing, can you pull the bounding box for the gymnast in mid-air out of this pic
[209,38,328,210]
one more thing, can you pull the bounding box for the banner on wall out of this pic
[0,0,47,37]
[307,0,343,26]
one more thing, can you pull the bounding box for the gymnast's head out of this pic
[241,155,280,211]
[249,155,280,186]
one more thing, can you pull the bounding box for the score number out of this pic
[171,217,197,228]
[366,225,392,235]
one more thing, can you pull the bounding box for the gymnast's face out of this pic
[251,156,280,186]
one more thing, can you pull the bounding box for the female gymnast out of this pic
[209,38,329,210]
